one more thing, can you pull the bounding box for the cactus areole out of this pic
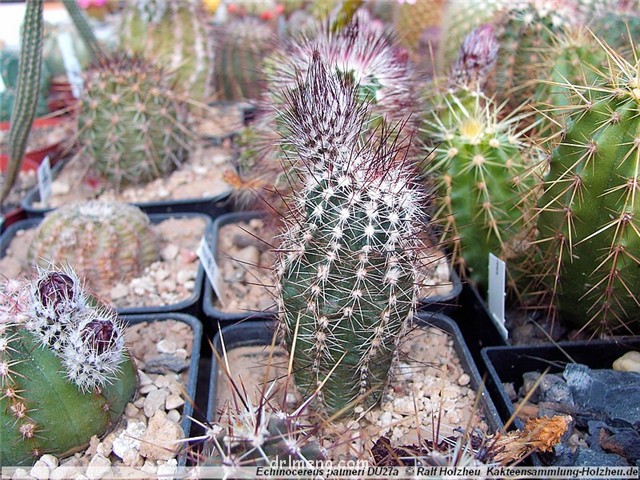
[535,50,640,334]
[0,269,137,466]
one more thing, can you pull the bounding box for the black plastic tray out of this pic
[207,312,503,434]
[202,211,464,325]
[122,312,202,448]
[0,213,211,316]
[20,160,232,218]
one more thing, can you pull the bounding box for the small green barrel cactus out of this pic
[420,25,543,291]
[275,55,427,415]
[213,18,275,101]
[27,201,159,293]
[76,54,190,191]
[120,0,215,101]
[0,267,137,466]
[531,42,640,335]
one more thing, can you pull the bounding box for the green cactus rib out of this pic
[0,327,136,466]
[62,0,103,61]
[1,0,44,206]
[534,49,640,334]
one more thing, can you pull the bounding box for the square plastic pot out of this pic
[207,312,503,434]
[0,212,211,316]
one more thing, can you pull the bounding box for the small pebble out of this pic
[166,409,181,423]
[156,339,177,354]
[145,354,190,374]
[165,394,185,410]
[144,388,169,418]
[30,460,50,480]
[86,454,110,480]
[109,283,128,301]
[457,373,470,386]
[613,351,640,373]
[138,370,153,386]
[161,244,179,261]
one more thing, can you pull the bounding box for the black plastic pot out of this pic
[207,312,502,433]
[120,312,202,452]
[20,160,232,218]
[202,211,464,326]
[201,211,277,326]
[0,213,211,316]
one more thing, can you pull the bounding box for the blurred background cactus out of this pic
[75,54,191,191]
[0,267,136,466]
[119,0,215,101]
[27,201,159,293]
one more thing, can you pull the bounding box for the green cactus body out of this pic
[421,94,541,290]
[213,18,274,101]
[27,201,159,293]
[275,56,425,415]
[534,49,640,334]
[76,55,190,190]
[120,0,214,101]
[532,27,605,140]
[0,270,137,466]
[590,9,640,55]
[1,48,51,123]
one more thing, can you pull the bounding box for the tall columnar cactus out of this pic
[0,267,137,466]
[420,26,543,291]
[0,0,44,206]
[76,54,190,191]
[213,18,275,101]
[28,201,159,293]
[393,0,445,62]
[120,0,215,101]
[275,54,428,415]
[530,42,640,335]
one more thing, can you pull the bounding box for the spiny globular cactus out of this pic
[0,267,136,466]
[275,54,429,416]
[120,0,215,101]
[213,18,275,101]
[528,40,640,335]
[27,201,159,294]
[76,54,190,191]
[420,26,543,292]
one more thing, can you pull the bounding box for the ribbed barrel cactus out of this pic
[0,267,137,466]
[275,54,428,415]
[530,42,640,335]
[76,54,190,191]
[119,0,215,101]
[28,201,159,293]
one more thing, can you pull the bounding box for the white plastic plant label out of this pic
[197,236,225,306]
[57,31,84,98]
[0,73,6,94]
[37,155,52,207]
[488,253,509,340]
